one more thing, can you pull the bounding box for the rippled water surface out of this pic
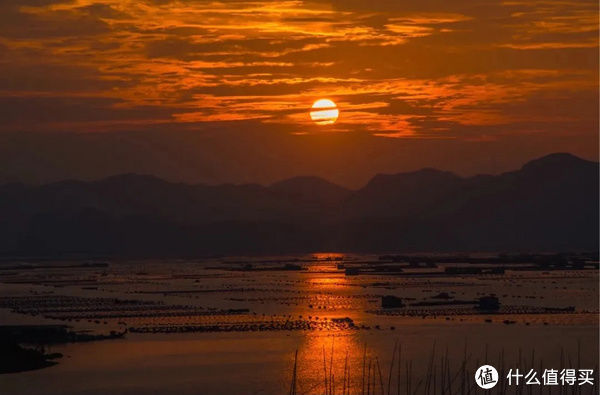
[0,254,598,394]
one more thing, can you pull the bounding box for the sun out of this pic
[310,99,339,125]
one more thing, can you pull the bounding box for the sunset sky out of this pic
[1,0,598,187]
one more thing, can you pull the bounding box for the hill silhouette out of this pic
[0,153,596,256]
[269,176,351,206]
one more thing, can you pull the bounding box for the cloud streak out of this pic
[0,0,597,142]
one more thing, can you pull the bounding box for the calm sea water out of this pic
[1,255,598,394]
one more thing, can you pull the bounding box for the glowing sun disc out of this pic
[310,99,339,125]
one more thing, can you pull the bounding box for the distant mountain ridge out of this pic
[0,153,597,255]
[269,176,351,206]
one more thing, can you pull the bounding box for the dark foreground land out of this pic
[0,325,124,374]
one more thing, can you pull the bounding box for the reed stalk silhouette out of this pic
[287,340,597,395]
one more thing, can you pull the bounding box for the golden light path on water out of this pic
[310,99,339,125]
[286,258,368,394]
[0,253,598,395]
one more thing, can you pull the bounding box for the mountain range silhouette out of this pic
[0,153,597,256]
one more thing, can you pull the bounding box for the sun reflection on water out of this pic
[293,333,366,395]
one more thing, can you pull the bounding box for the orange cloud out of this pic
[0,0,596,145]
